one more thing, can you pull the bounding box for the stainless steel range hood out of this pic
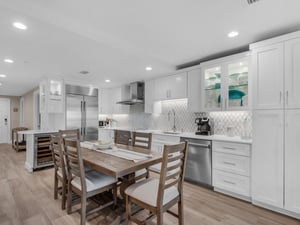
[116,82,144,105]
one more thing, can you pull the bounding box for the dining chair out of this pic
[114,130,131,145]
[59,129,80,140]
[125,141,188,225]
[50,135,67,210]
[132,132,152,181]
[63,138,118,225]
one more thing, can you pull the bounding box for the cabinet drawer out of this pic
[213,152,250,176]
[152,134,180,144]
[213,170,250,197]
[213,141,250,156]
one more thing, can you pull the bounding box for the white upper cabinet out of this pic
[251,36,300,110]
[100,87,129,114]
[144,80,161,114]
[252,43,284,109]
[39,79,64,114]
[284,38,300,109]
[187,68,202,112]
[201,52,250,111]
[154,72,187,101]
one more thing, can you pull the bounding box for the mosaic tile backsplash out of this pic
[108,99,252,137]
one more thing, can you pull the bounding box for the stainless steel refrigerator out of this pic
[65,84,98,141]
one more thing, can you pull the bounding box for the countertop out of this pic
[99,127,252,144]
[18,130,58,135]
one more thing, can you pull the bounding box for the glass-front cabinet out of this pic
[202,52,250,111]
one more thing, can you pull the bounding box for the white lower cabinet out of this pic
[212,141,251,200]
[150,134,180,172]
[252,109,300,216]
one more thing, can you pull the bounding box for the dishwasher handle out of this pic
[188,142,211,148]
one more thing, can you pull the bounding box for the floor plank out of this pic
[0,143,299,225]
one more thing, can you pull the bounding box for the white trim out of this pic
[0,98,11,143]
[33,90,40,130]
[19,97,24,126]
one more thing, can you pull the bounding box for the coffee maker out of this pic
[195,117,211,135]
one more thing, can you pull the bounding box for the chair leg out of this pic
[80,196,87,225]
[54,174,58,200]
[178,199,184,225]
[157,210,163,225]
[67,183,72,214]
[125,195,131,225]
[113,185,117,208]
[61,179,67,210]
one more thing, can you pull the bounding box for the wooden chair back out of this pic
[12,127,28,151]
[59,129,80,140]
[63,138,87,193]
[50,135,66,179]
[114,130,131,145]
[157,141,188,207]
[132,132,152,149]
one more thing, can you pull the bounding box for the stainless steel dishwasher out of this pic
[181,138,212,188]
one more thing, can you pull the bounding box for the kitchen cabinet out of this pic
[100,87,129,114]
[201,52,250,111]
[154,72,187,101]
[187,68,202,112]
[150,134,180,172]
[40,79,64,113]
[144,80,161,114]
[251,32,300,216]
[212,141,251,200]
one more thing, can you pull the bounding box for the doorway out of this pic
[0,98,11,143]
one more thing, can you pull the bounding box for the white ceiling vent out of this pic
[247,0,260,4]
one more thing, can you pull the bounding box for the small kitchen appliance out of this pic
[195,117,211,135]
[99,120,107,128]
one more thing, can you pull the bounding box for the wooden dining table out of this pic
[81,144,162,198]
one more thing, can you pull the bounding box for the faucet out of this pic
[168,109,176,132]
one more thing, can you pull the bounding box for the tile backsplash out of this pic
[105,99,252,137]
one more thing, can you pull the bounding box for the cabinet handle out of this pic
[286,91,289,106]
[223,161,236,166]
[280,91,282,104]
[223,147,236,150]
[223,180,236,185]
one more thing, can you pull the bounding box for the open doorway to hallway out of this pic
[0,98,10,143]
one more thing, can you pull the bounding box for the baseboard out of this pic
[214,187,251,202]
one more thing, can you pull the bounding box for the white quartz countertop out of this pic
[18,130,58,135]
[99,127,252,144]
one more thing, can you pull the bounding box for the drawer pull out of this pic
[223,180,236,185]
[223,147,236,150]
[223,161,236,166]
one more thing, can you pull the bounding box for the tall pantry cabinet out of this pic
[251,31,300,216]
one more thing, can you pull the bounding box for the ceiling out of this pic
[0,0,300,96]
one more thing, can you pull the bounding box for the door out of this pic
[168,72,187,100]
[285,38,300,109]
[66,94,83,140]
[187,69,202,112]
[84,96,98,141]
[252,43,284,109]
[0,98,10,143]
[285,109,300,213]
[252,110,284,208]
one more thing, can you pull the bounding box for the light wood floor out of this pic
[0,143,300,225]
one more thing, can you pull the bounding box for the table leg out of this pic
[119,172,135,199]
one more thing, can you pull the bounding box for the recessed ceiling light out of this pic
[105,79,111,83]
[239,62,243,66]
[13,22,27,30]
[145,66,152,71]
[228,31,239,38]
[4,59,14,63]
[0,74,7,78]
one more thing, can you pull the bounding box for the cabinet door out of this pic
[252,110,284,208]
[100,89,112,114]
[225,58,249,110]
[285,109,300,213]
[98,129,114,141]
[168,72,187,99]
[202,65,222,111]
[154,77,169,101]
[187,69,202,112]
[252,43,284,109]
[285,38,300,109]
[112,87,129,114]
